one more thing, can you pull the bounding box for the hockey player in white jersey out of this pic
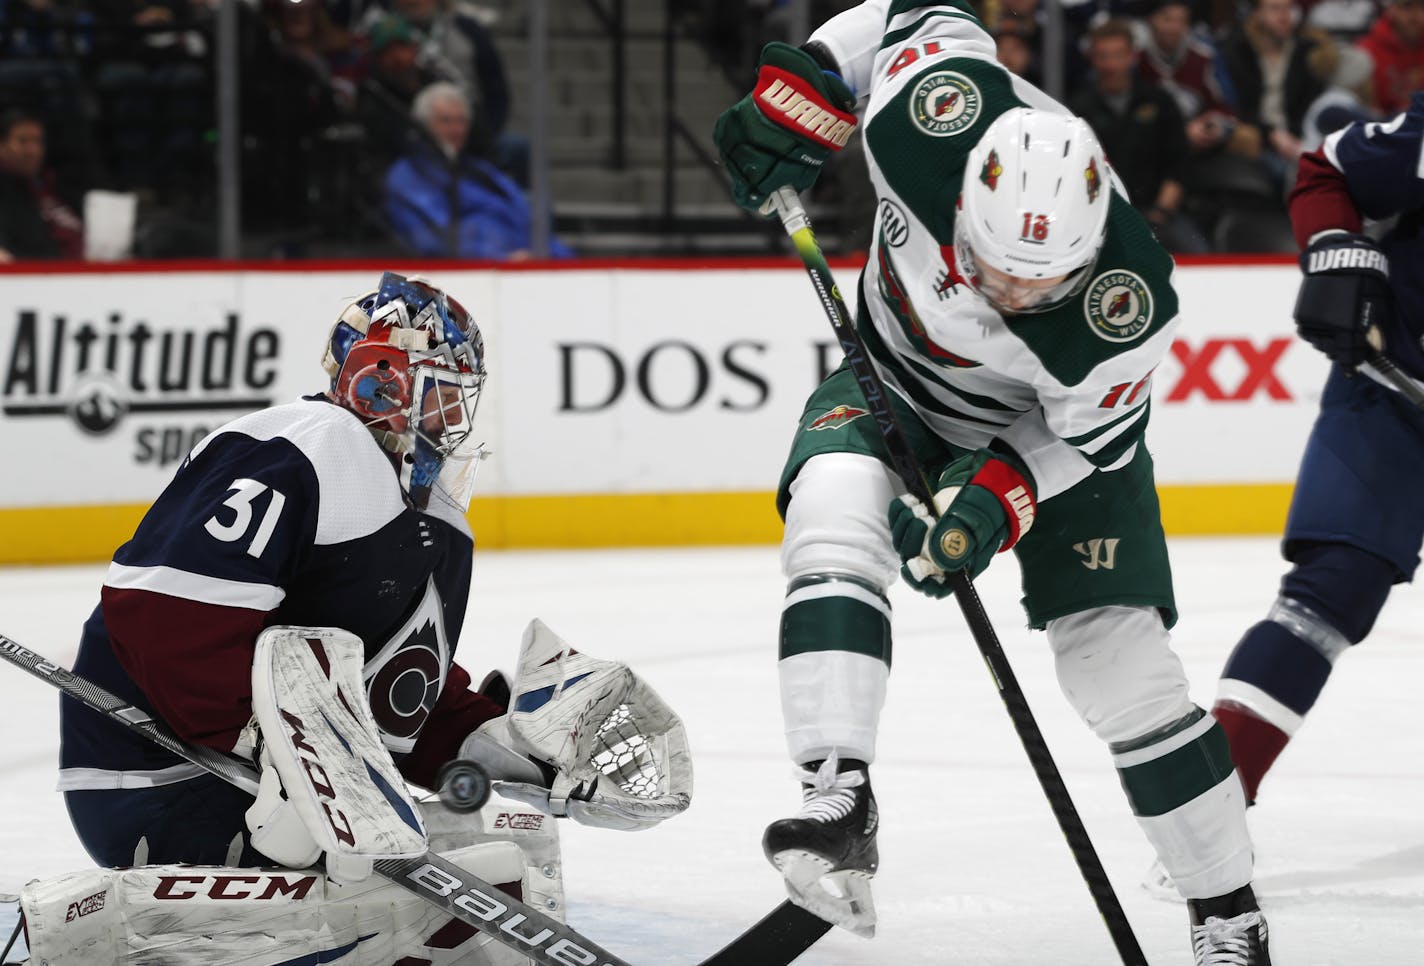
[714,2,1269,962]
[8,272,691,965]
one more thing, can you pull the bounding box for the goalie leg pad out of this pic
[18,843,529,966]
[419,791,565,923]
[247,626,427,882]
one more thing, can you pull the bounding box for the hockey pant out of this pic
[778,453,1252,899]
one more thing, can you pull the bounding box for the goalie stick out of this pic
[0,632,830,966]
[763,186,1149,966]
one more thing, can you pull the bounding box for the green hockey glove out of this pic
[712,41,857,212]
[887,450,1037,598]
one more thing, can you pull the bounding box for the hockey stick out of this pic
[0,633,828,966]
[765,186,1149,966]
[1365,351,1424,410]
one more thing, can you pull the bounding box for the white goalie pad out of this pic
[419,788,566,925]
[493,619,693,831]
[247,626,426,882]
[18,842,537,966]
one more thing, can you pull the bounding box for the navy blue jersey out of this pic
[60,396,496,794]
[1294,92,1424,379]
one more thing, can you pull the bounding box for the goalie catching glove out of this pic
[713,41,857,211]
[456,618,693,832]
[888,449,1037,598]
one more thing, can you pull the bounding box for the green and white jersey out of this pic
[809,0,1180,500]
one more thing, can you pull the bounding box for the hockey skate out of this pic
[762,751,878,938]
[1188,884,1271,965]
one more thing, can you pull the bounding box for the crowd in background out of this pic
[981,0,1416,253]
[0,0,557,261]
[1,0,1422,261]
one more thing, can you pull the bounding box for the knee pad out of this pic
[1280,542,1396,645]
[1046,605,1193,744]
[782,452,901,588]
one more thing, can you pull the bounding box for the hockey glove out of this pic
[888,450,1036,598]
[1294,231,1391,368]
[712,41,857,211]
[462,619,693,831]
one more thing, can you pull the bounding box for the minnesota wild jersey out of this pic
[811,0,1180,500]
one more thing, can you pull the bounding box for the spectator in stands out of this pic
[1357,0,1424,114]
[358,13,443,170]
[388,0,525,181]
[994,22,1042,86]
[87,0,214,62]
[997,0,1094,90]
[1070,19,1211,252]
[0,108,82,261]
[262,0,362,110]
[1137,0,1260,157]
[1301,0,1385,42]
[0,0,73,58]
[384,82,571,260]
[1219,0,1341,185]
[242,0,355,234]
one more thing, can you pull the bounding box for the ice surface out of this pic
[1,538,1419,964]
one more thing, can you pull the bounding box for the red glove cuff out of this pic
[753,65,857,151]
[970,459,1037,551]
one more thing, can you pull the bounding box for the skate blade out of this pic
[1140,858,1184,904]
[771,849,877,938]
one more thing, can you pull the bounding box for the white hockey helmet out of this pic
[953,108,1112,315]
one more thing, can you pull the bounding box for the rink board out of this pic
[0,258,1322,563]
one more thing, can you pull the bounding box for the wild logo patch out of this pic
[1084,271,1154,343]
[909,71,981,137]
[807,404,869,431]
[1084,157,1102,203]
[980,149,1003,191]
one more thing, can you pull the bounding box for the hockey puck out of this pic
[436,758,492,812]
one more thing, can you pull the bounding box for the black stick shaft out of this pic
[1367,352,1424,410]
[767,186,1149,966]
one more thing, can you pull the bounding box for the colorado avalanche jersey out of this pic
[1301,92,1424,380]
[59,396,490,793]
[810,0,1180,499]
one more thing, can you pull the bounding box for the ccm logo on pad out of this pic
[152,874,319,901]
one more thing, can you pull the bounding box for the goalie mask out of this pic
[324,272,487,512]
[953,108,1112,315]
